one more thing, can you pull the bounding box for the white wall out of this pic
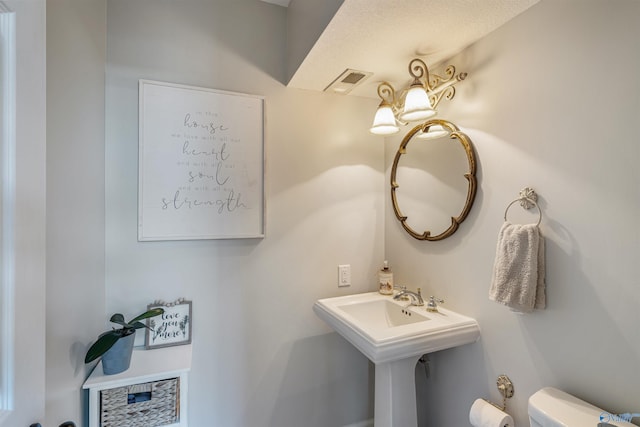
[105,1,383,426]
[385,0,640,425]
[46,0,106,424]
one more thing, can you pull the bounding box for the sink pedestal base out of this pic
[374,356,420,427]
[313,292,480,427]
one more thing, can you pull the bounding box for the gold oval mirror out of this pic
[390,119,477,241]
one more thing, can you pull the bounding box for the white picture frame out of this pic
[138,80,265,241]
[145,299,192,349]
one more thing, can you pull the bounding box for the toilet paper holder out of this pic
[484,374,514,411]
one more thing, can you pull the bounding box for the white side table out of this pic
[83,345,192,427]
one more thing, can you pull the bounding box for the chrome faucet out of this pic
[393,287,424,306]
[393,285,409,300]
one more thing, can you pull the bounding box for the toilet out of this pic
[529,387,636,426]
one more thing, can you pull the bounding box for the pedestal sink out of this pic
[313,292,480,427]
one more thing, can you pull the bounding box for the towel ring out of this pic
[503,187,542,226]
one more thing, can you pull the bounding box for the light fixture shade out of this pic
[400,85,436,122]
[416,124,448,140]
[370,104,399,135]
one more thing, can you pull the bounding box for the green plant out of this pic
[84,308,164,364]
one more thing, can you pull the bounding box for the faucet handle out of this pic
[426,296,444,312]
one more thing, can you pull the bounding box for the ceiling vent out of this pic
[324,69,372,95]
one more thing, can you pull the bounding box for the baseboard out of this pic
[342,419,374,427]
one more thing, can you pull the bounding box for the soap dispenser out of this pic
[378,260,394,295]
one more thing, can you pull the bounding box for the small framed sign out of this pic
[145,299,192,349]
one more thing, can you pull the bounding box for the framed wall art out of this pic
[138,79,265,241]
[145,299,192,349]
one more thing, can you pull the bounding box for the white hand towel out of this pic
[489,222,545,313]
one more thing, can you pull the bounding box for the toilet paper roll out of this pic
[469,398,515,427]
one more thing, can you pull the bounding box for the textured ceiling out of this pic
[287,0,540,98]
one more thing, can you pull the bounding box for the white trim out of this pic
[260,0,290,7]
[0,2,15,421]
[342,420,374,427]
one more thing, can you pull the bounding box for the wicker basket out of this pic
[100,377,179,427]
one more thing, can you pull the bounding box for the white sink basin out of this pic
[338,298,429,327]
[313,291,480,364]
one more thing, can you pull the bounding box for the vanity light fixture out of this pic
[369,58,467,135]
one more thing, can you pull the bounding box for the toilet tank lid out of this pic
[528,387,635,427]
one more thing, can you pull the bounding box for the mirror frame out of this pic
[390,119,477,241]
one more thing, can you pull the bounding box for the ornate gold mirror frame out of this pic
[390,119,477,241]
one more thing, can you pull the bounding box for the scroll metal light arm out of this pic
[379,59,468,112]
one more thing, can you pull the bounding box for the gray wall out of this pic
[46,0,107,424]
[385,0,640,425]
[43,0,640,426]
[105,1,382,426]
[286,0,343,83]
